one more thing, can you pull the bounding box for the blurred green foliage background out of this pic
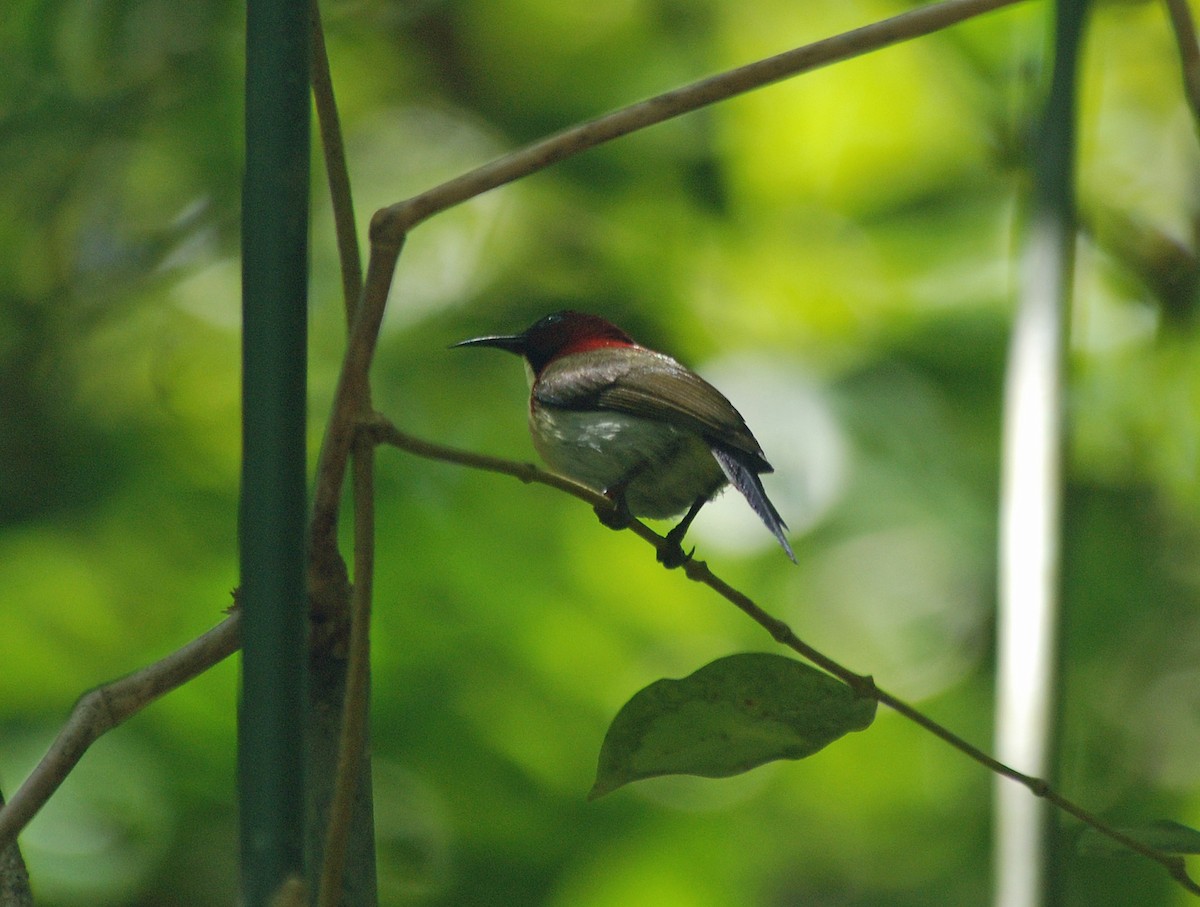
[3,0,1199,903]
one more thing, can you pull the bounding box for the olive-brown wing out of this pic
[534,348,772,472]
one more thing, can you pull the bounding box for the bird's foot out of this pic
[653,496,705,567]
[656,539,695,569]
[656,521,696,568]
[595,491,633,531]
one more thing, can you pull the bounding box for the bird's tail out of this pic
[711,448,796,563]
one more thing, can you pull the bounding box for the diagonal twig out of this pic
[372,0,1027,240]
[0,788,33,907]
[0,612,241,852]
[366,414,1200,898]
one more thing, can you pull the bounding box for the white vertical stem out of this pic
[994,212,1069,907]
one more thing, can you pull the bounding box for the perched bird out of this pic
[453,310,795,564]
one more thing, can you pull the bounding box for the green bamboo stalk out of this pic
[240,0,311,902]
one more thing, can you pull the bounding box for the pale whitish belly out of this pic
[529,405,725,518]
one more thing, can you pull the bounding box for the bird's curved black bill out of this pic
[450,334,526,355]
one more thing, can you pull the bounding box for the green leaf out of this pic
[590,653,876,799]
[1078,819,1200,857]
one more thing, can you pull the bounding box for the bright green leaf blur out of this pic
[3,0,1199,904]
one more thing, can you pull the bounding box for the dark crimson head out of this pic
[453,310,636,373]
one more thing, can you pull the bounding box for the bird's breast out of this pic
[528,403,725,519]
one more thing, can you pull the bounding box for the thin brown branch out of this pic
[372,0,1027,242]
[311,0,363,326]
[317,433,376,907]
[0,789,33,907]
[311,6,377,900]
[0,612,241,852]
[368,415,1200,897]
[1164,0,1200,128]
[310,240,403,563]
[365,414,612,504]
